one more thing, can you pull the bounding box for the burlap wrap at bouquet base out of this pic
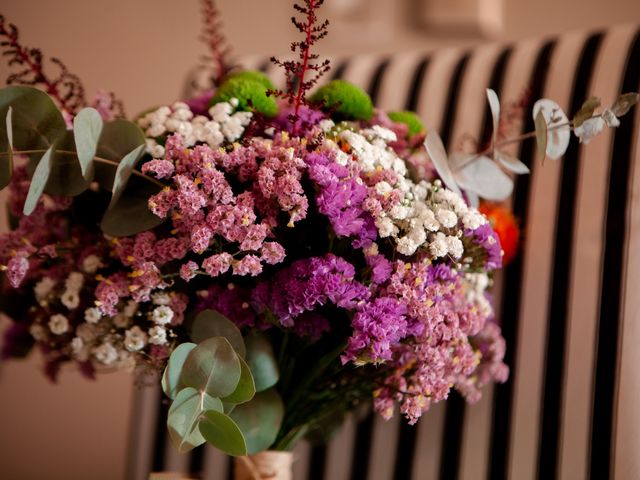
[234,451,294,480]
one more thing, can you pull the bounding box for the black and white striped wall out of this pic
[127,23,640,480]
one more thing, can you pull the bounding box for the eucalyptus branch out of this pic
[0,149,167,188]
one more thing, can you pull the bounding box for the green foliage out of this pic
[388,111,426,137]
[199,410,247,456]
[229,388,284,455]
[573,96,601,128]
[167,387,223,453]
[190,309,246,357]
[244,332,279,392]
[73,107,103,180]
[2,108,13,189]
[534,110,548,162]
[23,144,55,215]
[228,70,275,91]
[309,80,374,121]
[210,77,278,117]
[161,342,197,399]
[221,356,255,405]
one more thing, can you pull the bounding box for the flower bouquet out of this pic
[0,1,636,477]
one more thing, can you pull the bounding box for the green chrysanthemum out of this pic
[309,80,373,121]
[387,111,426,137]
[210,77,278,117]
[227,70,275,91]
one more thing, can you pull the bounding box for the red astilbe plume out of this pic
[0,14,87,115]
[200,0,234,85]
[270,0,331,119]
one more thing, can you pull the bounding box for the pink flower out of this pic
[180,261,198,282]
[142,159,175,179]
[240,224,268,251]
[233,255,263,276]
[260,242,286,265]
[190,225,213,253]
[6,254,29,288]
[202,253,233,277]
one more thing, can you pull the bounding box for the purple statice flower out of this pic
[233,255,263,276]
[202,253,233,277]
[180,261,199,282]
[306,152,377,247]
[343,297,408,363]
[197,284,258,329]
[366,254,393,284]
[142,159,175,179]
[465,223,503,270]
[185,90,215,116]
[273,103,326,134]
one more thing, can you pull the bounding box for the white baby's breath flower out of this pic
[461,211,486,230]
[65,272,84,292]
[396,236,419,256]
[29,324,47,341]
[429,232,449,258]
[148,326,168,345]
[152,292,171,306]
[446,236,464,259]
[61,290,80,310]
[48,314,69,335]
[375,181,393,196]
[152,306,174,325]
[84,307,102,324]
[34,277,56,302]
[124,326,147,352]
[92,343,118,365]
[376,216,397,238]
[82,255,102,274]
[436,208,458,229]
[70,337,85,358]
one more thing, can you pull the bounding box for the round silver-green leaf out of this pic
[229,388,284,455]
[190,309,246,357]
[199,410,247,456]
[167,387,223,453]
[244,333,279,392]
[161,342,197,399]
[221,355,255,405]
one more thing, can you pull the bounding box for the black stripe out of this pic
[308,444,327,480]
[227,456,234,480]
[439,46,513,480]
[367,58,391,103]
[439,52,471,149]
[189,445,205,477]
[393,421,419,480]
[404,56,431,112]
[488,39,558,480]
[349,413,375,480]
[152,390,170,472]
[537,32,604,480]
[590,28,640,480]
[330,59,349,81]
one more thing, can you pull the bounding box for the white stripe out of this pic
[374,53,426,111]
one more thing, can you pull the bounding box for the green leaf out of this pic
[190,309,246,357]
[611,92,639,117]
[73,107,103,180]
[1,107,13,189]
[23,144,55,215]
[221,356,255,405]
[167,387,223,453]
[42,131,90,197]
[486,88,500,156]
[100,175,164,236]
[229,388,284,455]
[162,342,197,399]
[109,144,146,208]
[0,86,66,153]
[572,96,601,128]
[199,410,247,456]
[94,118,146,190]
[534,110,548,163]
[180,337,242,398]
[244,333,279,392]
[423,130,461,196]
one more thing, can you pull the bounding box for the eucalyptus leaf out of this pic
[534,110,548,162]
[533,99,570,160]
[180,337,242,399]
[23,144,55,215]
[244,333,279,392]
[221,356,255,405]
[100,175,164,236]
[229,388,284,455]
[453,155,513,201]
[190,310,246,357]
[161,342,197,399]
[109,144,146,208]
[1,107,13,189]
[167,387,223,453]
[199,410,247,456]
[94,119,146,190]
[572,96,601,128]
[0,86,66,154]
[73,107,103,180]
[43,131,90,197]
[610,92,639,117]
[496,150,530,174]
[423,130,461,195]
[486,88,500,156]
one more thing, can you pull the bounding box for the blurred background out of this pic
[0,0,638,478]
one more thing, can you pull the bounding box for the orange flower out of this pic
[479,203,520,265]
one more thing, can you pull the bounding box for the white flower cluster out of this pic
[137,100,253,158]
[338,127,487,259]
[463,272,493,318]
